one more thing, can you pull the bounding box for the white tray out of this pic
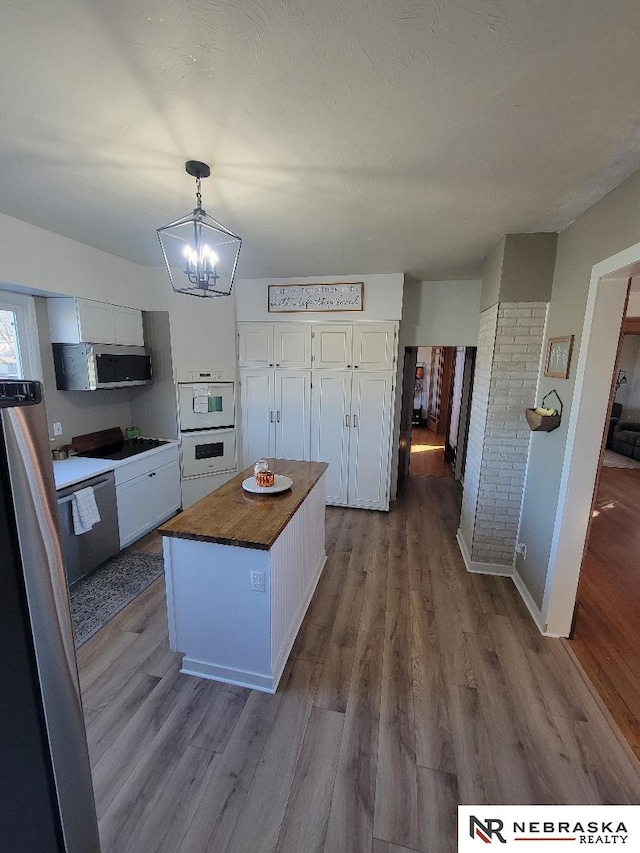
[242,474,293,495]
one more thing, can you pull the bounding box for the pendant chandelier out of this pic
[157,160,242,298]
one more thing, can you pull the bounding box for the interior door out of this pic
[310,371,351,505]
[347,371,393,510]
[274,371,311,461]
[397,347,417,490]
[240,369,274,466]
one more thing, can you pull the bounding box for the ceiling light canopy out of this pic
[157,160,242,298]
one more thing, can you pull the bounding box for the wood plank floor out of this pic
[79,476,640,853]
[409,428,452,478]
[570,465,640,759]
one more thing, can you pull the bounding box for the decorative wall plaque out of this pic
[268,282,364,313]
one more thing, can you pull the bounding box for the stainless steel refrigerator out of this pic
[0,380,101,852]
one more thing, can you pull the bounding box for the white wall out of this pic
[235,273,404,322]
[0,211,161,310]
[401,280,482,346]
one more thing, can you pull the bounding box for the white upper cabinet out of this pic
[238,323,311,368]
[274,324,312,368]
[238,323,273,367]
[352,323,396,371]
[113,305,144,346]
[311,325,353,369]
[48,297,144,346]
[312,322,396,370]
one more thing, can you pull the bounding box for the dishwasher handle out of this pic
[57,476,113,506]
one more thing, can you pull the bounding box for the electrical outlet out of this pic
[251,571,265,592]
[53,422,63,437]
[515,542,527,560]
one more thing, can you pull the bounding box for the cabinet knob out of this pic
[354,365,359,369]
[149,472,156,477]
[347,364,351,368]
[276,363,280,367]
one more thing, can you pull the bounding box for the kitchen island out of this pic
[159,459,328,692]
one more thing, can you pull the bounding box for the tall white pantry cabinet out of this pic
[238,321,397,511]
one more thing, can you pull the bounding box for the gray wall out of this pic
[34,297,133,447]
[517,167,640,607]
[500,233,558,304]
[130,312,178,440]
[480,238,506,311]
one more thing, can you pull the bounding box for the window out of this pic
[0,309,22,378]
[0,293,42,381]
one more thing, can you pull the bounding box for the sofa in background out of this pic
[611,419,640,460]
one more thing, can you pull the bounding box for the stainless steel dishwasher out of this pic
[56,471,120,585]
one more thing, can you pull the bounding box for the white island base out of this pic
[162,473,326,693]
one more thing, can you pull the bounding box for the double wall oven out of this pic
[177,369,237,491]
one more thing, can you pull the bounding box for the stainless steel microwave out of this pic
[52,343,153,390]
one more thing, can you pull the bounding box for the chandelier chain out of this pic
[195,176,202,210]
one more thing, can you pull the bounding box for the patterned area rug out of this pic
[69,551,164,647]
[603,450,640,470]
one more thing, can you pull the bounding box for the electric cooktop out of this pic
[72,428,170,461]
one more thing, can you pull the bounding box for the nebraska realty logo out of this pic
[458,807,640,852]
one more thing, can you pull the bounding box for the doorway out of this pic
[398,344,475,485]
[569,284,640,757]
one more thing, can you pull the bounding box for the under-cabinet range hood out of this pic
[52,343,152,391]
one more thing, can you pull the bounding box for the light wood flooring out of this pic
[409,428,452,478]
[78,477,640,853]
[570,465,640,759]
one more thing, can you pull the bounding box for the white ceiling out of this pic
[2,0,640,280]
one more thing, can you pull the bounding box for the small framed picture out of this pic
[544,335,574,379]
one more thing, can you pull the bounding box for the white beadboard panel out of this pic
[166,537,272,679]
[270,477,326,678]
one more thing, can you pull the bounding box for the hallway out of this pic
[79,478,640,853]
[409,427,453,478]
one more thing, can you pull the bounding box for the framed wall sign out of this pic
[268,282,364,313]
[544,335,574,379]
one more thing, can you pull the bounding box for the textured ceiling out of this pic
[2,0,640,280]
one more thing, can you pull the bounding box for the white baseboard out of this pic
[455,530,562,637]
[456,529,514,577]
[512,568,561,637]
[181,659,277,693]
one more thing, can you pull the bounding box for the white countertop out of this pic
[53,440,180,490]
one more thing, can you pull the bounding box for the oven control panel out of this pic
[176,368,235,383]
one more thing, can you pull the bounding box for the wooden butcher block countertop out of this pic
[159,459,328,550]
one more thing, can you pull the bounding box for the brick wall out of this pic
[459,302,547,567]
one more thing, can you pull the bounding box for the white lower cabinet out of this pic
[240,369,311,467]
[311,371,393,510]
[115,448,181,547]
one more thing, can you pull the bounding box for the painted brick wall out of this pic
[460,302,548,567]
[459,303,498,550]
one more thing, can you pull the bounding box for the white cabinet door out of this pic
[312,325,353,369]
[311,371,351,505]
[238,323,274,367]
[116,472,155,547]
[240,369,275,466]
[77,299,115,344]
[114,306,144,346]
[347,372,393,510]
[150,460,182,526]
[352,323,396,370]
[274,371,311,461]
[274,324,311,368]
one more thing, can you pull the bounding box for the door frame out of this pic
[543,242,640,636]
